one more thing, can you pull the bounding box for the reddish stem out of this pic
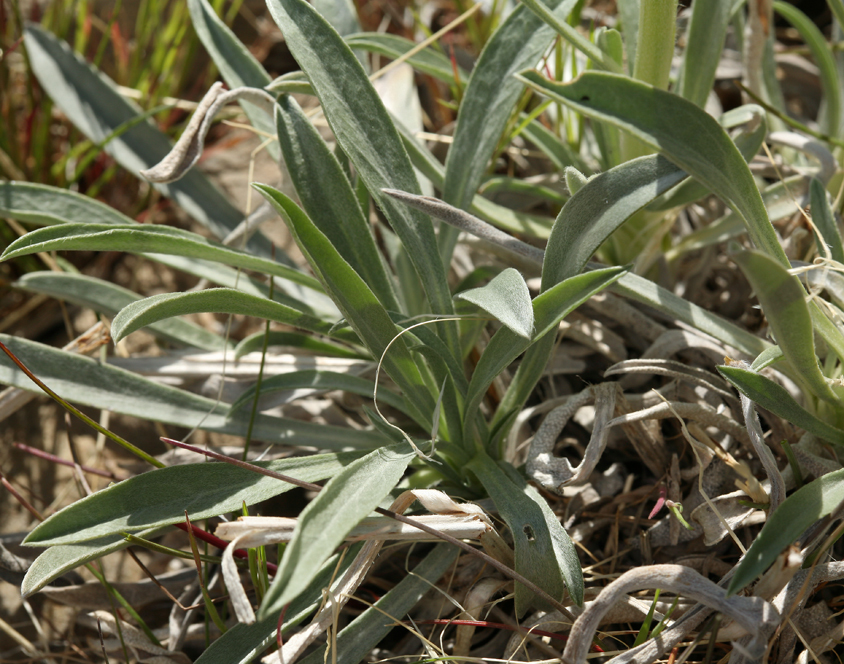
[13,442,122,480]
[173,521,278,574]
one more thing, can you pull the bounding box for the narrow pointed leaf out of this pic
[233,331,365,360]
[727,468,844,595]
[732,250,838,403]
[1,223,321,291]
[259,443,415,618]
[517,70,790,266]
[718,365,844,446]
[676,0,731,107]
[24,452,362,546]
[265,0,455,335]
[456,268,534,339]
[16,272,229,351]
[345,33,468,82]
[0,181,133,226]
[810,178,844,263]
[111,289,335,342]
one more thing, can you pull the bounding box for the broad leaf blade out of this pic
[17,272,229,351]
[1,223,322,291]
[456,268,534,339]
[732,250,838,403]
[517,70,790,267]
[727,468,844,594]
[718,365,844,446]
[258,444,415,618]
[24,453,361,546]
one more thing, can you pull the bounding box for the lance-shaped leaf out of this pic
[265,0,455,345]
[24,452,362,546]
[675,0,731,107]
[22,25,273,257]
[810,178,844,263]
[456,268,534,339]
[275,95,399,309]
[0,334,383,449]
[255,184,435,424]
[16,272,229,351]
[517,70,790,267]
[463,267,625,443]
[0,181,134,226]
[258,444,415,618]
[728,467,844,595]
[718,365,844,446]
[732,250,838,403]
[345,33,468,82]
[233,330,365,360]
[1,223,321,291]
[111,289,336,343]
[468,453,582,616]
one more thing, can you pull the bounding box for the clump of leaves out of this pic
[4,0,844,663]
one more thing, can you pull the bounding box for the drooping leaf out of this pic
[1,223,322,291]
[258,443,415,618]
[296,544,460,664]
[517,70,790,267]
[0,181,134,226]
[732,250,838,403]
[718,365,844,446]
[275,94,399,309]
[0,334,384,449]
[456,268,534,339]
[17,272,229,351]
[265,0,456,342]
[24,452,362,546]
[727,468,844,595]
[468,452,581,616]
[110,289,337,343]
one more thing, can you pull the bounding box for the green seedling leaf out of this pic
[22,25,273,256]
[718,365,844,446]
[750,345,785,372]
[0,181,133,226]
[732,250,838,403]
[810,178,844,263]
[17,272,229,351]
[517,70,790,267]
[255,184,435,426]
[296,544,460,664]
[111,289,335,342]
[728,467,844,594]
[265,0,455,339]
[345,32,468,82]
[23,452,364,546]
[187,0,279,159]
[193,549,359,664]
[275,95,399,309]
[675,0,731,107]
[258,444,415,618]
[233,330,365,360]
[468,453,582,616]
[229,369,406,415]
[456,268,534,339]
[22,528,164,596]
[0,334,384,450]
[1,223,321,291]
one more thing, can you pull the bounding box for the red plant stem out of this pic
[13,442,122,480]
[0,471,44,521]
[173,522,278,574]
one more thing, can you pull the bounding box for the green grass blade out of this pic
[727,467,844,595]
[255,184,436,423]
[0,334,383,450]
[1,223,322,291]
[675,0,731,107]
[24,452,363,546]
[718,365,844,446]
[22,25,272,256]
[810,177,844,263]
[258,444,415,618]
[442,0,577,216]
[468,453,582,616]
[296,544,460,664]
[517,70,790,267]
[111,289,335,342]
[773,1,841,137]
[265,0,455,340]
[732,250,839,403]
[17,272,229,351]
[275,95,399,310]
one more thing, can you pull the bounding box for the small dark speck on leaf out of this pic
[523,525,535,541]
[579,95,590,102]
